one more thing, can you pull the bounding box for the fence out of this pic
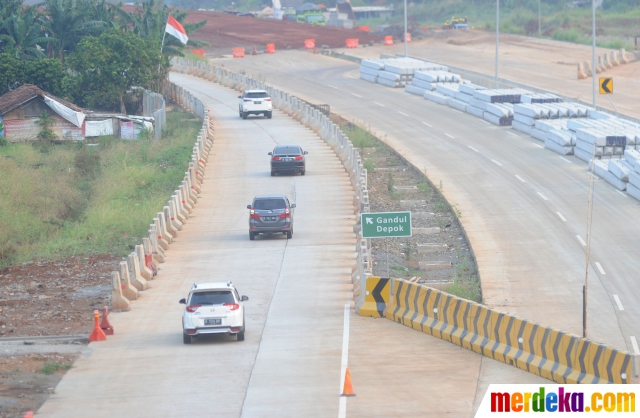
[142,90,166,141]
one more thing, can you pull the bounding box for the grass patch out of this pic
[0,108,201,268]
[445,249,481,302]
[40,361,72,375]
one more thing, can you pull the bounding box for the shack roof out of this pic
[0,84,84,115]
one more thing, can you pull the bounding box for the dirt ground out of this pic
[181,10,382,52]
[0,255,120,338]
[333,116,478,296]
[0,350,81,418]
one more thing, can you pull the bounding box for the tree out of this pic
[40,0,99,61]
[66,29,163,112]
[0,7,57,60]
[0,53,68,96]
[0,0,23,22]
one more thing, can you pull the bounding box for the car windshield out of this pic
[254,199,286,210]
[245,92,269,99]
[189,291,235,305]
[274,146,301,155]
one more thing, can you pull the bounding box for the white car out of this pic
[179,282,248,344]
[239,89,272,119]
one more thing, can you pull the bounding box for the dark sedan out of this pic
[268,145,308,176]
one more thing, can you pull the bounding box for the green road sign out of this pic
[361,211,412,238]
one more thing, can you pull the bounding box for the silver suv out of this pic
[247,195,295,240]
[239,89,272,119]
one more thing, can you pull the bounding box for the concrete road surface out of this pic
[213,51,640,359]
[36,74,546,418]
[342,32,640,120]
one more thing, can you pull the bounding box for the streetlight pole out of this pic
[495,0,499,79]
[404,0,408,57]
[592,0,597,108]
[583,144,597,339]
[538,0,541,37]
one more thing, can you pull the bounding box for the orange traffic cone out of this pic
[89,309,107,342]
[23,412,34,418]
[341,367,355,397]
[100,306,114,335]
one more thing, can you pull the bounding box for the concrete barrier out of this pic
[376,277,637,384]
[127,253,147,291]
[111,271,131,311]
[118,261,138,301]
[135,244,154,280]
[164,206,181,235]
[171,59,373,313]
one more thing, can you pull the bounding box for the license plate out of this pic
[204,318,221,325]
[254,101,262,104]
[263,216,277,221]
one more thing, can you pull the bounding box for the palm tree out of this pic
[125,0,208,57]
[39,0,95,61]
[0,7,57,60]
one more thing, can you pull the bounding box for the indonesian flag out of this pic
[165,15,188,44]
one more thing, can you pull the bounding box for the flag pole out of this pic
[161,30,167,54]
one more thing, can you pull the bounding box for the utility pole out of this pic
[404,0,408,57]
[495,0,499,79]
[538,0,541,37]
[592,0,597,108]
[583,144,597,338]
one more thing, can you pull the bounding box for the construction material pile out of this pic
[360,57,448,88]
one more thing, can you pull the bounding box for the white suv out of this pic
[179,282,249,344]
[239,89,272,119]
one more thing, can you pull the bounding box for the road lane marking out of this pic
[631,336,640,355]
[537,192,548,201]
[556,212,566,222]
[533,143,544,148]
[515,175,526,183]
[616,190,627,198]
[468,146,479,152]
[374,102,385,107]
[507,131,518,137]
[491,159,503,167]
[346,75,356,79]
[328,85,338,89]
[351,93,363,98]
[338,304,351,418]
[422,122,432,127]
[576,235,586,246]
[613,295,624,311]
[595,262,606,275]
[445,133,454,139]
[559,157,573,164]
[398,111,409,116]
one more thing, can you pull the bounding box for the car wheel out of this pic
[286,230,292,239]
[249,232,255,240]
[183,334,192,344]
[266,112,272,119]
[301,170,305,176]
[242,112,248,120]
[271,171,275,177]
[237,331,245,341]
